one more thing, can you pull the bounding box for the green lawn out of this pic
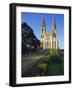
[22,49,64,77]
[45,63,64,76]
[22,58,64,77]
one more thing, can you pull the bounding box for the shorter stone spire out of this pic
[42,17,45,26]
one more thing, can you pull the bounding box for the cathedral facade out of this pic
[40,17,58,49]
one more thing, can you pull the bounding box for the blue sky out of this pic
[21,12,64,49]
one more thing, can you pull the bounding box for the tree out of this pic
[22,22,40,55]
[47,49,64,64]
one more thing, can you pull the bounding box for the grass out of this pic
[22,57,48,77]
[22,49,64,77]
[22,58,64,77]
[45,63,64,76]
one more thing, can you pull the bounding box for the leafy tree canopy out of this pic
[22,22,40,54]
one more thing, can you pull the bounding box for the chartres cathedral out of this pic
[40,17,58,49]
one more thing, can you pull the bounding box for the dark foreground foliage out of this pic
[22,49,64,77]
[22,22,40,55]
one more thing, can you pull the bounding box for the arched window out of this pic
[52,41,56,49]
[41,35,44,38]
[41,42,43,48]
[55,41,56,48]
[46,42,48,47]
[42,28,44,33]
[52,33,56,37]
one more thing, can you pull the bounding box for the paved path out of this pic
[22,55,45,74]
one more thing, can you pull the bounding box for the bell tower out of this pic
[51,17,58,49]
[41,17,46,34]
[40,17,46,49]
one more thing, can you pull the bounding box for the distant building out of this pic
[40,17,58,49]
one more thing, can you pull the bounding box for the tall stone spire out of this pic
[41,17,46,33]
[52,17,56,31]
[51,17,58,49]
[40,17,46,49]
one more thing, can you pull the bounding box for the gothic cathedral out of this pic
[40,17,58,49]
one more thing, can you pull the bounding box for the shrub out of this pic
[47,49,64,64]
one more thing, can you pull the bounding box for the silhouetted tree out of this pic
[22,22,40,55]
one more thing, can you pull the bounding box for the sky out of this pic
[21,12,64,49]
